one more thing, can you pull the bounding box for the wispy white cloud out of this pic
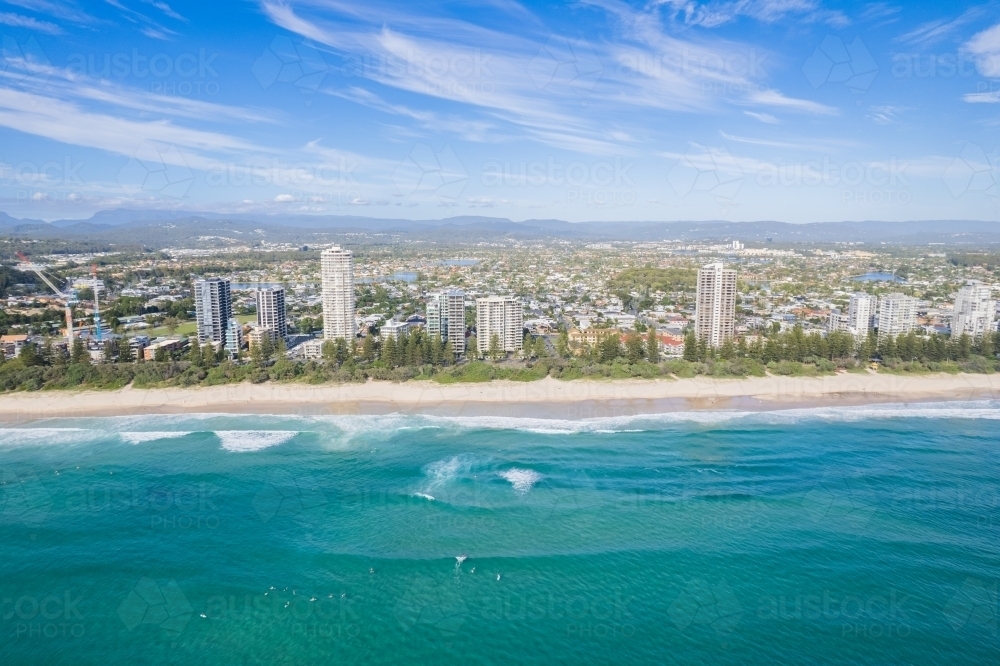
[140,25,173,39]
[0,55,398,200]
[0,10,62,33]
[331,87,502,142]
[104,0,179,38]
[867,104,905,124]
[896,6,985,48]
[747,89,838,115]
[858,2,899,26]
[262,0,818,155]
[962,90,1000,103]
[1,0,95,25]
[142,0,186,22]
[963,22,1000,78]
[653,0,848,28]
[744,110,779,124]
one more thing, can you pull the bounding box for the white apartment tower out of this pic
[476,296,523,354]
[427,290,466,354]
[877,293,918,337]
[846,293,876,337]
[194,277,232,344]
[953,280,996,337]
[256,287,287,340]
[321,246,355,341]
[694,262,737,347]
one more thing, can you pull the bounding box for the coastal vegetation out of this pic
[0,325,996,392]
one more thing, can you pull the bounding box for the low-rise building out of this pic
[248,326,276,349]
[657,333,686,357]
[380,319,410,341]
[0,334,28,358]
[143,337,188,361]
[568,327,620,350]
[301,338,325,360]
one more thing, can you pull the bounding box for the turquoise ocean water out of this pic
[1,402,998,664]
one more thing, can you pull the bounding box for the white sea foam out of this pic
[216,430,298,452]
[424,456,465,488]
[404,401,1000,434]
[120,432,191,445]
[5,400,998,448]
[0,427,99,447]
[500,468,542,494]
[413,492,435,501]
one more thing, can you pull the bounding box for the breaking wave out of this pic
[499,468,542,494]
[215,430,299,452]
[120,432,192,445]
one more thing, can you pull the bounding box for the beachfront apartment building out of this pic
[877,293,918,337]
[321,246,356,342]
[380,319,410,341]
[224,317,243,359]
[194,277,232,344]
[829,293,875,337]
[952,280,996,337]
[426,289,466,354]
[694,262,737,348]
[256,287,287,340]
[847,293,876,337]
[476,296,523,354]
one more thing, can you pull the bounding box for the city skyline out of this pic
[2,2,1000,223]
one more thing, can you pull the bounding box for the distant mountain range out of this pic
[2,209,1000,246]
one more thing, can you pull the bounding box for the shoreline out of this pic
[0,372,998,422]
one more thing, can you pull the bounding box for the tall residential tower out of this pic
[194,277,232,344]
[694,263,737,348]
[953,280,996,337]
[476,296,523,355]
[427,290,466,354]
[877,293,918,337]
[256,287,287,340]
[321,246,355,341]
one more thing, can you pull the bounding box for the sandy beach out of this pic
[0,372,998,421]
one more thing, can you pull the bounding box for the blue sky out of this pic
[1,0,1000,223]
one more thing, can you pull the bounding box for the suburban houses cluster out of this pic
[3,238,999,364]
